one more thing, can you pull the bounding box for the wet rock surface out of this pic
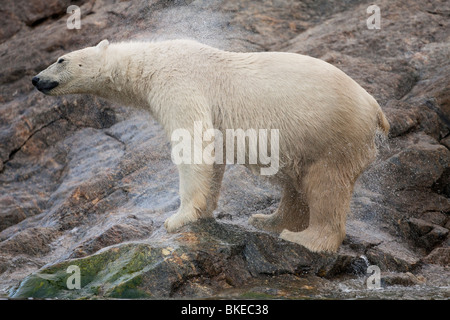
[1,0,449,299]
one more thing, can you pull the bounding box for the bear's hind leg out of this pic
[280,160,355,252]
[249,182,309,233]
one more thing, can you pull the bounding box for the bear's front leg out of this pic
[164,163,215,232]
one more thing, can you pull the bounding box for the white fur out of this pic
[35,39,389,252]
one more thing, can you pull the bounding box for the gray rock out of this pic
[381,272,426,287]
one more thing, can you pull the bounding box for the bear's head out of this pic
[32,40,110,96]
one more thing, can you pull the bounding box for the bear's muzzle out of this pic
[32,76,59,94]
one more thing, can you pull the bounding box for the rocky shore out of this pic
[1,0,449,299]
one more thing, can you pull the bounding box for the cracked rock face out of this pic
[1,0,449,299]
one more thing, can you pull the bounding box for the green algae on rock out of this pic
[10,220,340,299]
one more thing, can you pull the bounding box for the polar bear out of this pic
[32,39,389,252]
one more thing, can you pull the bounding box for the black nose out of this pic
[32,76,40,86]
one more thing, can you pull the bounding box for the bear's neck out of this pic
[93,46,156,114]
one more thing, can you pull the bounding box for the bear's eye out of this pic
[58,58,65,64]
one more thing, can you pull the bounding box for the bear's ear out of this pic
[97,39,109,51]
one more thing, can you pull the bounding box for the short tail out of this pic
[376,108,390,137]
